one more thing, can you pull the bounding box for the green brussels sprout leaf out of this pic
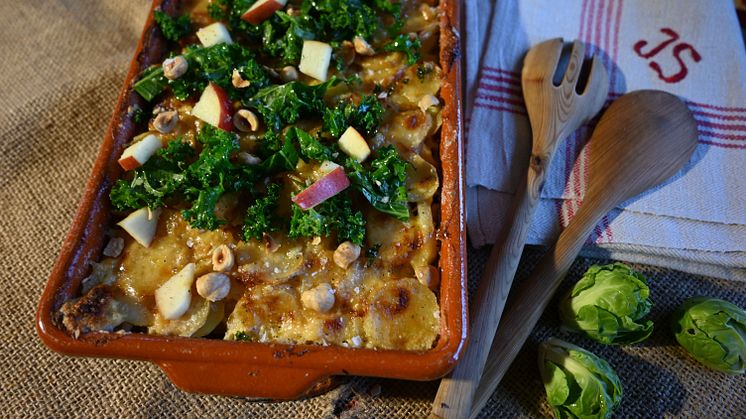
[539,338,623,419]
[672,297,746,374]
[559,263,653,345]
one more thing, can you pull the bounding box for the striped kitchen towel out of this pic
[465,0,746,280]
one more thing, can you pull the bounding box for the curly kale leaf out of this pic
[289,193,365,245]
[260,133,300,173]
[170,43,271,101]
[346,145,409,220]
[242,182,282,241]
[383,34,422,65]
[247,77,338,132]
[134,43,269,102]
[287,127,334,162]
[153,10,192,42]
[110,139,194,210]
[322,94,384,138]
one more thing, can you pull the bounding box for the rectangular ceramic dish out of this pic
[36,0,466,399]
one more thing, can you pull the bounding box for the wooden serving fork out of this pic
[431,38,608,419]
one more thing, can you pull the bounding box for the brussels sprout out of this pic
[559,263,653,345]
[672,297,746,374]
[538,338,623,419]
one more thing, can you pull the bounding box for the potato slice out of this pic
[363,278,439,350]
[406,153,439,202]
[225,284,302,343]
[149,294,212,337]
[380,110,433,150]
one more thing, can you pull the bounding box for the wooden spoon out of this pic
[469,89,699,417]
[431,38,608,419]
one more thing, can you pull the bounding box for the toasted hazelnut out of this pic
[211,244,235,272]
[232,69,251,89]
[196,272,231,302]
[418,94,440,114]
[264,233,280,253]
[280,66,298,82]
[353,36,375,56]
[301,283,335,313]
[333,241,361,269]
[337,41,356,66]
[153,110,179,134]
[102,237,124,258]
[237,151,262,166]
[233,109,260,132]
[163,55,188,80]
[415,265,440,290]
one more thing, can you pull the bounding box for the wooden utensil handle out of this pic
[468,199,607,418]
[431,150,551,419]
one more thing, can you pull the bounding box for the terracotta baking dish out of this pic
[36,0,467,399]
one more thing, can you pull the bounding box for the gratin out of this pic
[60,0,444,351]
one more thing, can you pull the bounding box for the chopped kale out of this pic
[288,193,366,245]
[110,139,194,211]
[288,127,334,162]
[133,65,168,102]
[384,34,422,65]
[260,134,300,173]
[234,331,254,341]
[345,145,409,220]
[242,182,282,241]
[247,78,338,132]
[153,10,192,42]
[212,0,401,65]
[133,43,270,102]
[323,95,384,138]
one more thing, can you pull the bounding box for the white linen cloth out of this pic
[465,0,746,280]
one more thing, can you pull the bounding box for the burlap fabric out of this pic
[1,1,743,417]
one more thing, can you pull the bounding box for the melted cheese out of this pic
[61,0,444,351]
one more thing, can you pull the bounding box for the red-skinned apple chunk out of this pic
[241,0,288,25]
[118,134,162,171]
[292,166,350,210]
[191,83,234,131]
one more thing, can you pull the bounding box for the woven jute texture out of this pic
[1,1,744,417]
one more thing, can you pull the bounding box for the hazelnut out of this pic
[353,36,375,56]
[280,66,298,82]
[196,272,231,302]
[301,283,335,313]
[211,244,235,272]
[162,55,188,80]
[333,241,361,269]
[232,69,251,89]
[233,109,260,132]
[153,110,179,134]
[237,151,262,166]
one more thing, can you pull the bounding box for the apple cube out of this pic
[118,133,162,171]
[292,167,350,210]
[241,0,288,25]
[196,22,233,47]
[192,82,234,131]
[338,126,371,162]
[299,40,332,82]
[117,207,162,247]
[318,160,341,176]
[155,263,196,320]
